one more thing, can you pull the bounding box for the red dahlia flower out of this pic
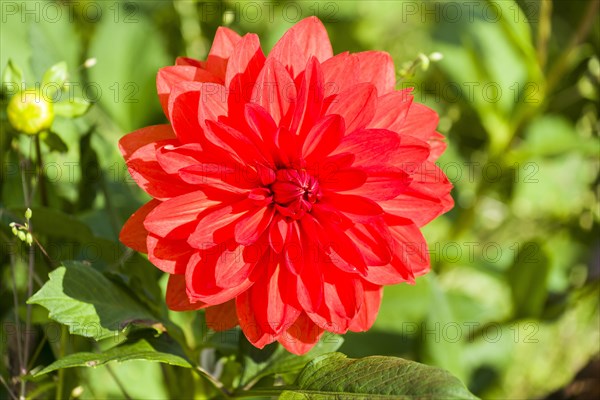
[120,17,453,354]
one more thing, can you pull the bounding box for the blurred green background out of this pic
[1,0,598,399]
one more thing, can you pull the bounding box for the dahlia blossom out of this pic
[120,17,453,354]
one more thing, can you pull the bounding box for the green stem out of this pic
[193,366,232,399]
[536,0,553,69]
[105,364,132,400]
[34,135,48,207]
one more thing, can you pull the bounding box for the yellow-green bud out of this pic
[7,90,54,135]
[25,208,32,220]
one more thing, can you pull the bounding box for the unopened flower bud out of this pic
[7,90,54,135]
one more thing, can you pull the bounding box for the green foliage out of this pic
[27,261,158,340]
[34,336,192,376]
[280,353,477,399]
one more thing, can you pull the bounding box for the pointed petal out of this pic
[225,33,265,87]
[157,66,219,116]
[119,125,175,162]
[251,58,296,127]
[234,206,275,246]
[205,27,242,79]
[278,312,324,355]
[368,89,413,131]
[198,83,229,132]
[269,16,332,77]
[239,259,301,337]
[302,114,344,163]
[354,51,396,95]
[186,250,256,304]
[120,199,160,253]
[144,190,219,239]
[156,142,203,174]
[290,57,324,138]
[349,281,383,332]
[326,83,377,134]
[307,268,363,334]
[321,52,360,95]
[125,141,194,200]
[396,102,440,140]
[168,81,205,144]
[147,235,193,274]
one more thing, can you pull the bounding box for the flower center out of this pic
[270,169,321,219]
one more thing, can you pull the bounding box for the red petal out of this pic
[234,206,275,246]
[269,16,333,78]
[187,203,250,248]
[332,128,399,168]
[119,125,175,162]
[321,52,360,95]
[157,66,218,116]
[364,221,429,285]
[147,235,193,274]
[244,103,279,161]
[251,58,296,127]
[204,120,271,167]
[238,259,301,337]
[120,199,160,253]
[319,168,367,191]
[125,141,194,200]
[302,114,344,164]
[349,281,383,332]
[186,250,256,304]
[354,51,396,95]
[225,33,265,87]
[307,268,363,334]
[380,189,444,227]
[144,190,219,239]
[396,102,440,140]
[205,300,239,331]
[168,81,205,144]
[290,57,324,138]
[198,83,228,132]
[326,83,377,133]
[166,274,206,311]
[205,27,242,79]
[156,142,203,175]
[278,312,324,355]
[268,216,288,254]
[344,167,411,201]
[319,192,383,218]
[213,244,255,288]
[345,220,393,267]
[368,89,413,132]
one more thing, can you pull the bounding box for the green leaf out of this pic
[40,131,68,153]
[2,59,24,92]
[27,261,158,340]
[507,241,549,318]
[34,336,192,376]
[240,334,344,388]
[42,61,68,98]
[54,97,90,118]
[279,353,477,399]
